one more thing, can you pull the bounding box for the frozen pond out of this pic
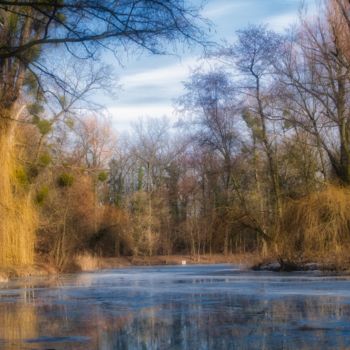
[1,264,350,349]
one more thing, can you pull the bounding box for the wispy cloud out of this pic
[120,57,199,88]
[109,57,201,112]
[203,2,242,19]
[265,12,299,31]
[108,104,176,131]
[102,0,317,131]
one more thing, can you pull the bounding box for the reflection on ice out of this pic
[0,265,350,349]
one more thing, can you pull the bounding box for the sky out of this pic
[103,0,317,131]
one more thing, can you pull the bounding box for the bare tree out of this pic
[0,0,207,125]
[279,3,350,184]
[218,25,283,217]
[180,69,274,250]
[0,1,206,59]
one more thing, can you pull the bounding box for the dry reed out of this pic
[75,253,100,271]
[277,184,350,259]
[0,123,37,267]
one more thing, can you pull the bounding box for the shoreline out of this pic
[71,253,258,273]
[1,253,349,283]
[0,254,257,282]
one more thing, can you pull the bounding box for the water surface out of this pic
[1,264,350,349]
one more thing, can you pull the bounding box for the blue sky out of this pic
[104,0,316,130]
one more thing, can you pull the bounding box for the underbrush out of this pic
[271,184,350,269]
[0,127,36,267]
[74,253,101,271]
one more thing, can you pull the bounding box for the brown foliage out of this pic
[278,185,350,259]
[0,120,37,267]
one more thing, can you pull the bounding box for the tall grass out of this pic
[277,184,350,260]
[75,253,100,271]
[0,123,36,267]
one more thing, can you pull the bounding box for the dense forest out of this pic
[1,0,350,271]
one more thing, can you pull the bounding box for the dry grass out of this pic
[277,184,350,261]
[0,125,37,267]
[71,253,257,273]
[74,253,101,271]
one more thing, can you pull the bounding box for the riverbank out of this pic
[1,252,349,283]
[251,253,350,273]
[0,263,58,283]
[0,253,258,282]
[72,253,258,272]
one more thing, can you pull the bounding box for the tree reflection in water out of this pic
[0,266,350,349]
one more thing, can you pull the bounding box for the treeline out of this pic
[1,0,350,269]
[0,0,205,269]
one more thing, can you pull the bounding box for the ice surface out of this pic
[0,264,350,349]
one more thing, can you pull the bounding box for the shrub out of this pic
[39,153,51,167]
[277,184,350,259]
[35,186,49,205]
[98,171,108,182]
[57,173,74,187]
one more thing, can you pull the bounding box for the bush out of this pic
[14,167,29,187]
[277,184,350,259]
[39,153,52,167]
[98,171,108,182]
[35,186,49,205]
[57,173,74,187]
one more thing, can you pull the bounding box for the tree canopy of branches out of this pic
[0,0,206,112]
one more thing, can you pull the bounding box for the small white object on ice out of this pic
[181,260,187,265]
[0,273,8,283]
